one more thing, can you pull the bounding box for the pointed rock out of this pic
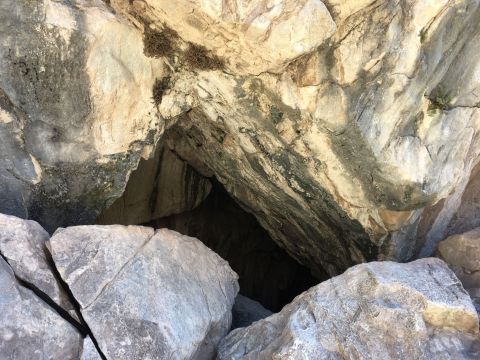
[218,258,480,359]
[49,226,239,359]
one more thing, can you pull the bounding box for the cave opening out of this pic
[96,141,319,312]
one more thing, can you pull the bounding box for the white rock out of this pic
[49,226,239,359]
[218,258,480,359]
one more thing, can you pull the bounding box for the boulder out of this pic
[0,256,82,359]
[0,213,77,317]
[231,295,273,330]
[49,225,239,360]
[0,0,165,232]
[438,228,480,312]
[218,258,480,359]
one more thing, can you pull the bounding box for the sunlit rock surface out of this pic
[0,213,77,317]
[49,225,239,360]
[218,258,480,359]
[0,0,164,232]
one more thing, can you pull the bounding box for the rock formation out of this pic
[3,0,479,278]
[1,0,480,358]
[0,0,164,232]
[0,213,78,319]
[49,225,239,360]
[218,258,480,359]
[0,256,83,359]
[231,295,273,330]
[438,228,480,312]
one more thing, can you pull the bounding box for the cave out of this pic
[97,139,320,312]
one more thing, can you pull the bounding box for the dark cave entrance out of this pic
[96,141,318,312]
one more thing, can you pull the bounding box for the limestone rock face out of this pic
[438,228,480,311]
[0,0,164,232]
[218,258,480,360]
[0,256,82,359]
[108,0,480,277]
[49,225,239,360]
[0,213,76,316]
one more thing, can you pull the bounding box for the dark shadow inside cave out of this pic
[97,141,319,312]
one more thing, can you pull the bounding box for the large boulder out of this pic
[218,258,480,359]
[0,256,82,359]
[49,225,239,360]
[438,228,480,311]
[0,213,77,317]
[0,0,164,232]
[81,337,103,360]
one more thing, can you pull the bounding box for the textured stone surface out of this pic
[438,228,480,312]
[81,336,103,360]
[49,225,239,360]
[0,213,77,317]
[107,0,480,277]
[232,295,273,330]
[218,258,480,360]
[0,256,82,359]
[2,0,480,277]
[0,0,164,232]
[97,141,212,225]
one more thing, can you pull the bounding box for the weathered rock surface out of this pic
[231,295,273,330]
[0,256,82,359]
[218,258,480,359]
[438,228,480,312]
[0,0,164,232]
[112,0,480,277]
[2,0,480,278]
[0,213,76,317]
[49,225,239,360]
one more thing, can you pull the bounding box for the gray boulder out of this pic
[218,258,480,360]
[231,295,273,330]
[49,225,239,360]
[0,0,164,232]
[0,213,77,317]
[0,256,82,359]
